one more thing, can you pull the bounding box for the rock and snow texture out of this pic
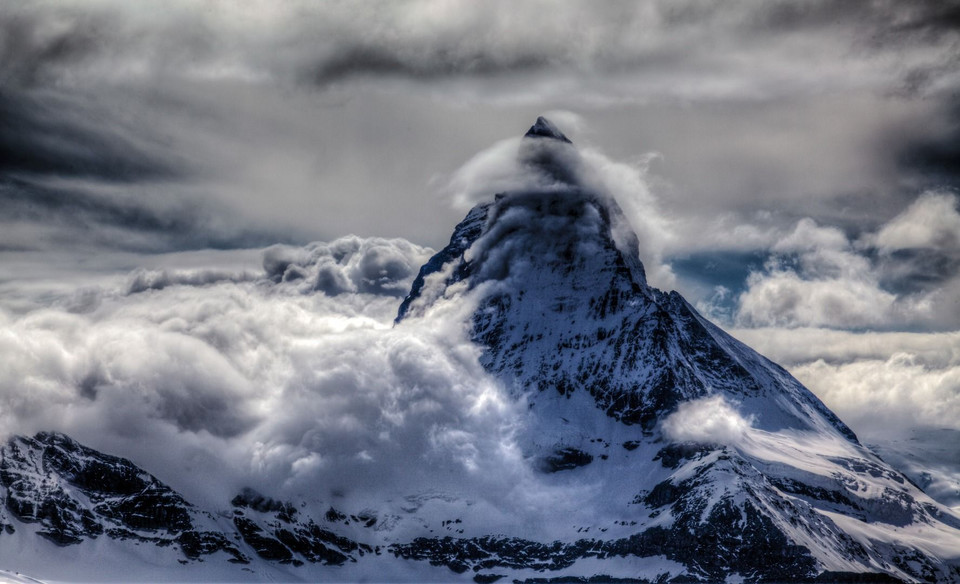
[1,118,960,582]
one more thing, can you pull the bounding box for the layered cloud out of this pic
[3,1,956,99]
[793,355,960,441]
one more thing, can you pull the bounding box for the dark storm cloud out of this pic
[0,85,290,252]
[0,88,182,241]
[286,0,960,95]
[872,0,960,42]
[0,1,951,87]
[898,99,960,186]
[0,3,272,253]
[741,0,958,36]
[0,0,958,258]
[0,5,110,87]
[0,90,177,181]
[876,248,960,294]
[309,45,552,85]
[0,177,286,253]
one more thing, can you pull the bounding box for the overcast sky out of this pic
[1,1,959,507]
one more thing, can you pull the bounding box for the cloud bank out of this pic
[0,236,571,525]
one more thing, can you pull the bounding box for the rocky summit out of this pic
[1,119,959,582]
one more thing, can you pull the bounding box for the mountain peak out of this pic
[524,116,572,143]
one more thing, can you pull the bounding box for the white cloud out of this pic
[773,218,848,254]
[444,137,541,210]
[578,146,677,289]
[734,218,900,329]
[872,192,960,252]
[728,326,960,446]
[792,355,960,441]
[732,205,959,330]
[661,395,754,445]
[736,267,902,329]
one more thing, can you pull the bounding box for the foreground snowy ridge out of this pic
[1,118,959,582]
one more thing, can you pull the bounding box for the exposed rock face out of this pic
[0,432,246,562]
[0,433,376,569]
[230,488,374,566]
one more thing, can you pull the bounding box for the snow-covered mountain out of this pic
[2,118,960,583]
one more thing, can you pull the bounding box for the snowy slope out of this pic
[393,117,960,582]
[869,429,960,512]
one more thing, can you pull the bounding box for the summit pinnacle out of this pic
[524,116,572,143]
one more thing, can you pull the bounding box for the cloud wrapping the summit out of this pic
[443,116,677,289]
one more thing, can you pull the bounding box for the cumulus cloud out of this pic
[713,193,960,455]
[697,197,960,451]
[661,395,754,446]
[730,195,960,331]
[736,265,902,329]
[872,191,960,252]
[735,220,898,329]
[263,236,434,297]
